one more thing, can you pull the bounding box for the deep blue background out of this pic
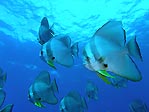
[0,26,149,112]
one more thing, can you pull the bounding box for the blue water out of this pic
[0,0,149,112]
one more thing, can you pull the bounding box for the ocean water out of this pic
[0,0,149,112]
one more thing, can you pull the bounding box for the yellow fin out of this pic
[97,70,114,78]
[47,61,56,69]
[34,102,45,108]
[96,72,111,85]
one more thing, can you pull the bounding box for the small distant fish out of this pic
[0,89,6,107]
[110,75,128,88]
[0,68,7,88]
[38,17,55,45]
[0,104,14,112]
[129,99,148,112]
[85,80,98,100]
[83,21,142,83]
[40,35,78,69]
[60,90,88,112]
[28,71,58,107]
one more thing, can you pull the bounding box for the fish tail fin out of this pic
[48,23,55,36]
[51,79,59,93]
[71,42,79,57]
[127,36,143,61]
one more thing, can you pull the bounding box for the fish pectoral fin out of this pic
[96,70,114,78]
[34,102,45,108]
[96,72,111,85]
[47,61,56,69]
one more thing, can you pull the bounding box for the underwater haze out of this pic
[0,0,149,112]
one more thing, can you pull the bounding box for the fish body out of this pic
[28,71,58,107]
[40,35,78,68]
[38,17,54,45]
[129,99,148,112]
[86,81,98,100]
[83,21,142,82]
[60,91,88,112]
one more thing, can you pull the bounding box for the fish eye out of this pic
[28,94,31,98]
[88,94,91,97]
[41,51,43,55]
[38,98,41,100]
[52,57,55,60]
[103,64,108,68]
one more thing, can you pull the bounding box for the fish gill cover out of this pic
[0,0,149,112]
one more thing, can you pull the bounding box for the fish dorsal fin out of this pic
[127,36,143,61]
[93,21,126,47]
[0,104,14,112]
[58,35,71,48]
[34,71,51,85]
[0,89,6,107]
[41,17,49,29]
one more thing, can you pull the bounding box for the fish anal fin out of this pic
[107,54,142,82]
